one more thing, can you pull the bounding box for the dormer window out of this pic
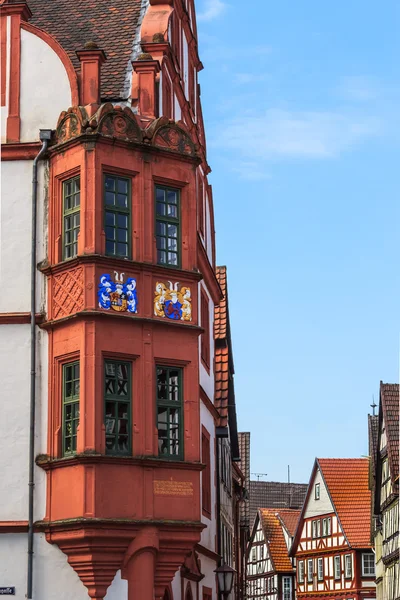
[315,482,320,500]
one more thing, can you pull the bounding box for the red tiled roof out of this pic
[259,509,294,572]
[214,267,229,427]
[318,458,371,548]
[380,382,399,485]
[214,266,227,339]
[277,509,301,537]
[214,346,228,427]
[28,0,142,99]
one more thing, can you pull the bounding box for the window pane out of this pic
[156,187,165,202]
[105,176,115,191]
[117,178,128,194]
[156,202,166,216]
[117,193,127,208]
[105,191,115,206]
[106,212,115,226]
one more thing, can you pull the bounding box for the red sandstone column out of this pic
[126,549,156,600]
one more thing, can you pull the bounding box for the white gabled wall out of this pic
[304,469,334,518]
[20,29,71,142]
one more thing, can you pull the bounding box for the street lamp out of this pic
[214,563,235,598]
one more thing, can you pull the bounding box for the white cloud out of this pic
[214,108,382,161]
[197,0,226,22]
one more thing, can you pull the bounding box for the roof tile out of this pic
[28,0,142,100]
[318,458,371,548]
[259,509,299,572]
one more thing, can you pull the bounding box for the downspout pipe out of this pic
[27,129,52,600]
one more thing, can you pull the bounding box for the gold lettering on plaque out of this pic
[154,480,194,496]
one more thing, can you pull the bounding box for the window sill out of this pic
[36,453,204,471]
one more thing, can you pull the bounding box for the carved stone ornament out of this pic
[151,122,196,156]
[154,281,192,321]
[96,104,143,143]
[53,267,84,319]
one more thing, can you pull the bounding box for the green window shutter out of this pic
[62,361,80,456]
[104,360,131,455]
[156,366,183,459]
[63,176,80,260]
[104,174,131,258]
[155,185,180,267]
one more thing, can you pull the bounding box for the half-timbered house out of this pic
[246,508,300,600]
[373,383,399,600]
[291,458,376,600]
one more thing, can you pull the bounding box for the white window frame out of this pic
[345,554,352,579]
[334,555,341,580]
[362,553,375,577]
[322,518,327,536]
[327,516,331,535]
[283,576,292,600]
[312,520,317,538]
[298,560,305,583]
[307,559,313,582]
[317,557,324,581]
[316,519,321,538]
[315,482,320,500]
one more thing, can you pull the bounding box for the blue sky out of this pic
[196,0,400,483]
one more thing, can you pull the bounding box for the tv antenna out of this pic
[252,473,268,481]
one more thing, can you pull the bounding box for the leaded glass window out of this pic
[104,360,131,455]
[104,175,131,258]
[62,361,80,455]
[156,366,183,458]
[63,176,80,260]
[155,185,180,267]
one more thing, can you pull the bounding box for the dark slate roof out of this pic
[380,382,399,485]
[28,0,143,100]
[368,414,379,479]
[238,433,251,528]
[249,481,307,526]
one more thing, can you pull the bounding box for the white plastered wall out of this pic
[198,281,215,401]
[0,160,48,313]
[304,469,334,518]
[0,324,48,521]
[0,533,127,600]
[20,28,71,142]
[200,400,216,550]
[205,195,212,264]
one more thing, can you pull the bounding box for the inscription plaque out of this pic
[154,480,193,497]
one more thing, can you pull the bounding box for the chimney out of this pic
[131,54,160,120]
[76,42,106,107]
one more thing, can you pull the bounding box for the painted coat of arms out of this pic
[98,272,138,313]
[154,281,192,321]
